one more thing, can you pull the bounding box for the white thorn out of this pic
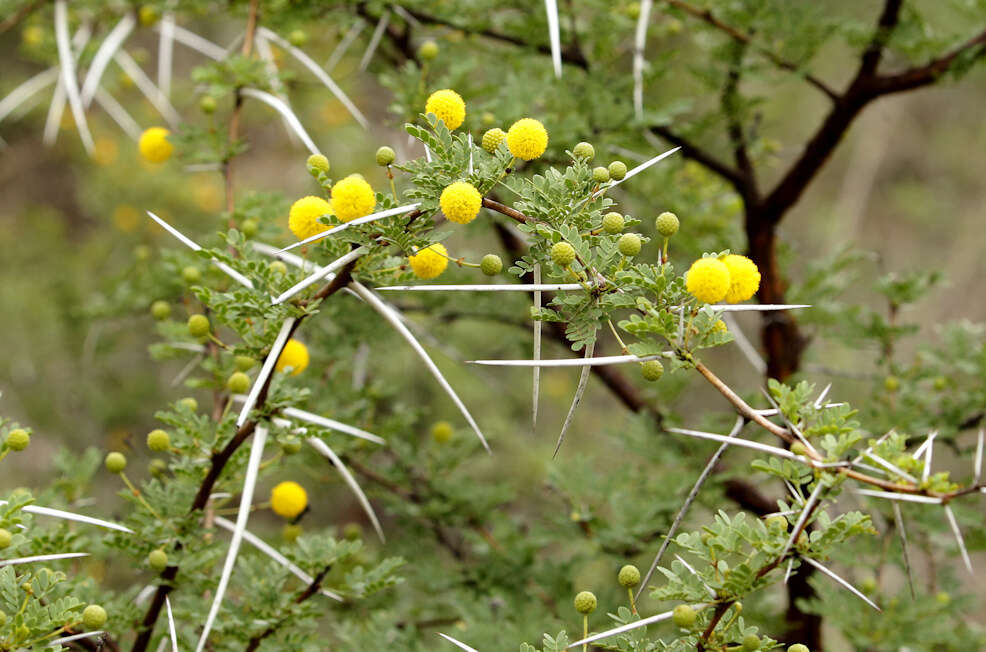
[278,203,420,253]
[236,319,295,427]
[164,23,226,60]
[533,263,542,431]
[667,427,803,462]
[157,13,175,98]
[113,50,181,126]
[0,68,59,125]
[359,11,390,72]
[0,501,133,533]
[943,505,974,575]
[552,340,595,458]
[438,632,480,652]
[722,312,766,374]
[801,557,881,611]
[54,0,94,153]
[853,489,941,505]
[544,0,562,78]
[80,13,136,107]
[165,596,179,652]
[240,88,320,155]
[779,482,825,560]
[975,429,983,484]
[0,552,89,567]
[566,608,677,649]
[307,438,385,542]
[93,88,141,140]
[270,248,363,305]
[632,0,653,119]
[326,20,365,71]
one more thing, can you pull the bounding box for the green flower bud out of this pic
[149,459,168,477]
[672,604,696,628]
[343,522,363,540]
[787,645,810,652]
[572,141,595,161]
[592,166,610,183]
[187,314,210,338]
[480,254,503,276]
[82,604,107,630]
[482,128,507,154]
[860,576,877,594]
[199,96,217,114]
[933,376,947,390]
[550,242,576,267]
[608,160,628,180]
[105,452,127,474]
[306,154,330,175]
[134,245,151,261]
[574,590,597,615]
[288,29,308,47]
[765,515,787,531]
[146,429,170,452]
[418,40,439,60]
[618,564,641,588]
[742,633,761,651]
[431,421,454,443]
[655,211,679,238]
[618,233,642,257]
[640,360,664,382]
[139,6,159,26]
[181,265,201,284]
[227,371,251,395]
[178,397,198,412]
[0,529,11,549]
[790,442,808,457]
[282,524,302,543]
[241,218,259,238]
[481,112,496,126]
[234,355,256,371]
[602,212,624,234]
[884,375,899,392]
[936,591,950,605]
[626,2,641,19]
[281,436,302,455]
[148,549,168,572]
[268,261,288,276]
[151,300,171,321]
[375,146,396,166]
[6,428,30,451]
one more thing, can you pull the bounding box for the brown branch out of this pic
[858,0,904,78]
[721,40,758,202]
[244,565,331,651]
[648,125,748,193]
[693,361,792,442]
[664,0,838,100]
[0,0,44,36]
[872,27,986,95]
[224,0,261,222]
[481,197,528,224]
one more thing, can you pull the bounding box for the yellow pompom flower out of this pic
[330,174,376,222]
[270,481,308,519]
[409,243,449,279]
[686,257,731,304]
[288,196,332,241]
[424,89,466,130]
[507,118,548,160]
[439,181,482,224]
[276,339,310,376]
[721,254,761,304]
[138,127,173,163]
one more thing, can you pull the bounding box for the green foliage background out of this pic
[1,0,985,650]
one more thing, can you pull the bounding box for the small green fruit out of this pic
[281,436,302,455]
[288,29,308,46]
[790,442,808,457]
[375,146,396,166]
[550,242,576,267]
[936,591,950,605]
[602,212,624,234]
[672,604,696,628]
[608,160,628,180]
[6,428,30,451]
[151,300,171,321]
[306,154,330,174]
[134,245,151,261]
[431,421,454,443]
[268,261,288,275]
[199,96,217,114]
[574,590,597,615]
[234,355,256,371]
[626,2,641,19]
[0,529,12,549]
[181,265,201,284]
[618,564,641,588]
[655,211,679,238]
[572,141,595,161]
[82,604,108,630]
[105,452,127,474]
[138,6,159,26]
[765,515,787,531]
[884,375,900,392]
[241,219,259,238]
[860,577,877,594]
[933,376,947,390]
[787,645,810,652]
[178,397,198,412]
[640,360,664,382]
[480,254,503,276]
[482,128,507,154]
[146,429,170,452]
[482,112,496,126]
[418,39,439,60]
[148,549,168,572]
[282,524,302,543]
[343,522,363,540]
[618,233,642,257]
[742,633,760,651]
[227,371,251,394]
[592,166,610,183]
[187,314,210,338]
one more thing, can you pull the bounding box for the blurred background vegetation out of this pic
[2,1,985,649]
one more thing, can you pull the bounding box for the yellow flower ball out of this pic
[138,127,173,163]
[506,118,548,161]
[686,257,731,304]
[424,89,466,130]
[409,243,449,279]
[276,339,310,376]
[330,174,376,222]
[721,254,761,304]
[439,181,482,224]
[288,196,332,241]
[270,481,308,519]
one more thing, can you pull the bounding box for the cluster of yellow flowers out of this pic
[685,254,761,304]
[409,243,449,279]
[287,174,377,242]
